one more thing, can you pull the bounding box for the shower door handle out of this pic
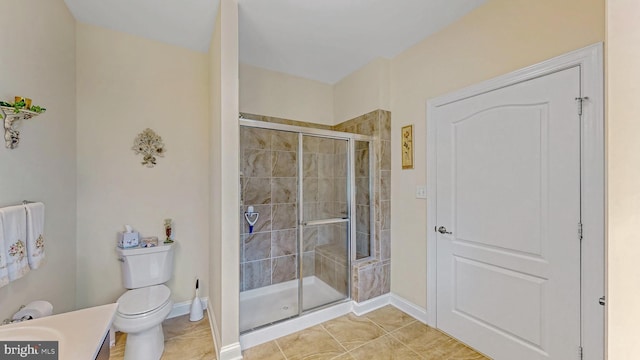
[302,218,349,226]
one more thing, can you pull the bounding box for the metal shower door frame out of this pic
[239,118,374,319]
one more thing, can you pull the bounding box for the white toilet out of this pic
[113,244,174,360]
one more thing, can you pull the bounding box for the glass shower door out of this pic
[239,126,301,332]
[299,135,350,312]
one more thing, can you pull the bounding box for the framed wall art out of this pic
[402,124,414,169]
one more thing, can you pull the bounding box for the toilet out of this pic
[113,244,174,360]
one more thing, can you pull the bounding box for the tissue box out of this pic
[141,236,158,248]
[118,231,139,248]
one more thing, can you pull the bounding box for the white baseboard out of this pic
[352,294,391,316]
[206,302,242,360]
[219,343,243,360]
[389,293,428,324]
[167,297,209,319]
[207,301,221,359]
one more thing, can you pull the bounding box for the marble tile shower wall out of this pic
[334,110,392,302]
[355,141,371,258]
[303,135,348,291]
[240,113,333,130]
[240,127,347,291]
[240,127,299,291]
[312,138,349,296]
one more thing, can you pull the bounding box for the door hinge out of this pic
[578,222,583,240]
[575,97,589,116]
[599,296,606,306]
[579,346,584,360]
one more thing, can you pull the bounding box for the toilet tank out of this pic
[116,244,174,289]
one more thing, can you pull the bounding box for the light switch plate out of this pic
[416,185,427,199]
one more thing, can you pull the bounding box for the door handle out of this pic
[436,226,452,235]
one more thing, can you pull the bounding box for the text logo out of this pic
[0,341,58,359]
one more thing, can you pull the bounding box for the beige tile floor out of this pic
[110,306,489,360]
[109,312,216,360]
[244,306,490,360]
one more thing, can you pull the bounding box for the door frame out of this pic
[425,43,604,359]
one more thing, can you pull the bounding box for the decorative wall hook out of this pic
[132,128,166,168]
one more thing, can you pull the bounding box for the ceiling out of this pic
[64,0,487,84]
[239,0,486,84]
[64,0,220,53]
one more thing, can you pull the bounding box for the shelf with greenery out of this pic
[1,100,47,149]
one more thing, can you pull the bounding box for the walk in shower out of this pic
[239,119,374,332]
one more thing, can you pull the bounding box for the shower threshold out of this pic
[240,276,347,333]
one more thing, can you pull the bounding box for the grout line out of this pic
[273,340,288,360]
[393,328,481,360]
[349,333,399,355]
[386,326,426,355]
[362,317,389,334]
[403,343,424,359]
[333,316,390,355]
[328,350,352,360]
[342,336,372,353]
[366,319,416,333]
[320,322,350,354]
[385,318,417,336]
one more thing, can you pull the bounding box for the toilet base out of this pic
[124,324,165,360]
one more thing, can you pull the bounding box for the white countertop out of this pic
[0,303,118,359]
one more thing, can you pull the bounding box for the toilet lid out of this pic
[117,285,171,316]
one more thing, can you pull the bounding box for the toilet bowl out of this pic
[114,244,174,360]
[113,285,173,360]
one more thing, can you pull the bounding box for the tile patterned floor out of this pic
[243,306,490,360]
[110,306,489,360]
[109,312,216,360]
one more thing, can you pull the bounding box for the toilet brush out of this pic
[189,278,204,321]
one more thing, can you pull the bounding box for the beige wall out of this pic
[240,63,334,125]
[75,23,210,308]
[607,1,640,358]
[333,58,390,123]
[240,58,390,126]
[389,0,604,308]
[0,0,77,320]
[212,0,241,352]
[209,3,223,349]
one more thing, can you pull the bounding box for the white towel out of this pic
[0,205,29,280]
[25,202,45,270]
[0,215,9,288]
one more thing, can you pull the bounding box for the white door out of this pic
[434,67,581,359]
